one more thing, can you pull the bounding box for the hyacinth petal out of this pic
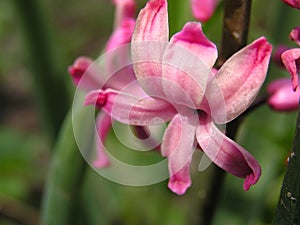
[106,19,136,52]
[196,114,261,191]
[131,0,169,95]
[169,22,217,68]
[267,78,300,111]
[162,22,216,107]
[267,77,292,94]
[161,114,196,195]
[132,0,168,43]
[281,48,300,91]
[102,18,137,91]
[93,112,111,168]
[68,57,102,91]
[113,0,136,28]
[85,88,177,126]
[290,27,300,46]
[191,0,217,22]
[209,37,272,123]
[282,0,300,10]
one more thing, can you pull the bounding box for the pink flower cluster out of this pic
[266,0,300,112]
[69,0,272,195]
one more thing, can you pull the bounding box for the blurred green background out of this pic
[0,0,299,224]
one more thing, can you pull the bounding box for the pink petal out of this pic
[169,22,217,68]
[282,0,300,9]
[290,27,300,46]
[267,78,300,111]
[68,57,100,91]
[113,0,136,28]
[85,88,177,126]
[281,48,300,91]
[207,37,272,123]
[161,113,196,195]
[104,64,137,91]
[132,0,168,43]
[93,112,112,168]
[106,19,136,52]
[196,114,261,191]
[162,22,216,108]
[267,77,291,94]
[69,55,135,92]
[191,0,217,22]
[131,0,169,96]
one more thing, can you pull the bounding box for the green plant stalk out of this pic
[273,104,300,225]
[41,111,87,225]
[199,1,252,225]
[12,0,70,140]
[168,0,192,36]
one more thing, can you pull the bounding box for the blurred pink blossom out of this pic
[281,27,300,91]
[191,0,217,22]
[268,78,299,111]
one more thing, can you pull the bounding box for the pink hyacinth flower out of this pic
[281,48,300,91]
[280,27,300,91]
[85,0,272,195]
[282,0,300,9]
[267,78,300,111]
[191,0,217,22]
[68,0,137,168]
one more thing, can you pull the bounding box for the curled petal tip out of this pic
[243,172,260,191]
[170,21,218,68]
[197,116,261,191]
[68,57,93,85]
[168,179,191,195]
[290,26,300,46]
[281,48,300,91]
[254,37,273,61]
[85,90,107,109]
[292,79,298,91]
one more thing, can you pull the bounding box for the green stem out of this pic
[199,1,252,225]
[217,0,252,67]
[168,0,192,36]
[41,111,87,225]
[12,0,70,140]
[273,104,300,224]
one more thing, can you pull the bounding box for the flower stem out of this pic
[273,104,300,224]
[41,111,87,225]
[199,1,252,225]
[12,0,71,140]
[217,0,252,67]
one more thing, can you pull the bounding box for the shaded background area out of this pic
[0,0,299,224]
